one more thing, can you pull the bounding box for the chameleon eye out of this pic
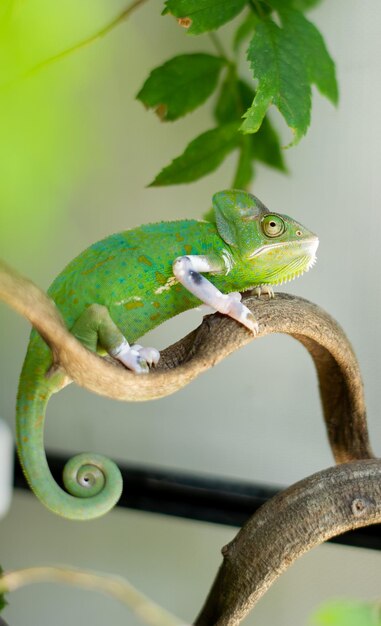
[262,215,285,238]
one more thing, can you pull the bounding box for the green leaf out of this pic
[311,600,381,626]
[241,17,312,144]
[150,122,240,186]
[252,116,286,171]
[136,53,226,121]
[214,74,286,177]
[267,0,323,9]
[241,7,337,143]
[214,69,242,125]
[163,0,247,35]
[278,8,338,105]
[289,0,323,10]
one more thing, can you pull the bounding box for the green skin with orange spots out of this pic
[16,190,318,520]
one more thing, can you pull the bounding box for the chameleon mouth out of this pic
[248,236,319,259]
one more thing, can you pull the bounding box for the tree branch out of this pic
[195,459,381,626]
[0,565,186,626]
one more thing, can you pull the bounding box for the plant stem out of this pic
[249,0,266,19]
[208,32,229,62]
[0,566,186,626]
[1,0,148,89]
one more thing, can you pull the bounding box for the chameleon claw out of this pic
[262,285,274,299]
[221,294,259,334]
[245,312,259,335]
[131,345,160,367]
[254,285,274,299]
[111,341,150,374]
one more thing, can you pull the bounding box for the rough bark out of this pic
[195,459,381,625]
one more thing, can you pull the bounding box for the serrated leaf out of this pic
[214,74,286,176]
[241,7,337,142]
[278,8,338,104]
[311,600,381,626]
[241,17,311,144]
[163,0,246,35]
[137,53,226,121]
[150,122,240,186]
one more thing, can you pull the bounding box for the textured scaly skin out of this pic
[16,192,318,520]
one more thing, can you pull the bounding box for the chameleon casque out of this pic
[16,190,319,520]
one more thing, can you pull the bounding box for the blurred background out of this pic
[0,0,381,623]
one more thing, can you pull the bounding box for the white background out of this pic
[1,1,381,624]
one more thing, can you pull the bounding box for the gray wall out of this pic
[1,0,381,624]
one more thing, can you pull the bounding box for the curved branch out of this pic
[1,258,378,624]
[194,459,381,626]
[0,565,185,626]
[0,259,372,462]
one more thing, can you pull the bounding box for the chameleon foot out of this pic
[253,285,274,299]
[130,344,160,367]
[110,340,150,374]
[221,292,259,335]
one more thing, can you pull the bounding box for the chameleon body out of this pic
[16,190,319,520]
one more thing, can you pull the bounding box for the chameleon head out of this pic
[212,189,319,286]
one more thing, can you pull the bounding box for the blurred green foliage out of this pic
[311,600,381,626]
[0,0,108,248]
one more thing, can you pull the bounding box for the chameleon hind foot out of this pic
[110,341,147,374]
[130,344,160,367]
[71,304,158,374]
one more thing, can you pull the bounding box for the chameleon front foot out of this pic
[253,285,275,299]
[173,257,258,335]
[221,292,259,335]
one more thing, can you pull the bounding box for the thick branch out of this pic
[195,459,381,626]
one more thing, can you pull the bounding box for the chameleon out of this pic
[16,189,319,520]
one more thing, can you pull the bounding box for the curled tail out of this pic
[16,331,123,520]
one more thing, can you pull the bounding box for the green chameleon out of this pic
[16,190,319,520]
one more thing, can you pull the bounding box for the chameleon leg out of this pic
[71,304,157,374]
[172,255,258,334]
